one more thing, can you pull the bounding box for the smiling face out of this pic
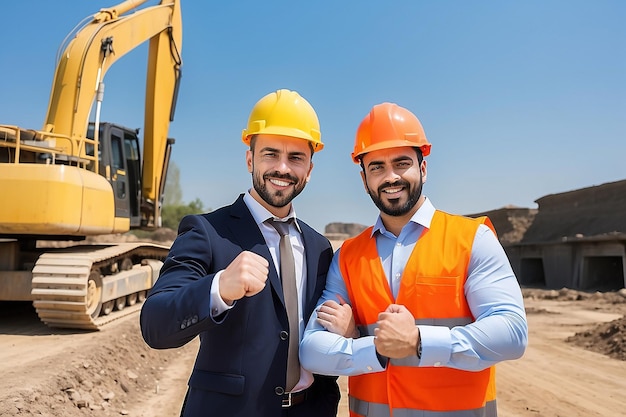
[360,146,426,221]
[247,134,314,217]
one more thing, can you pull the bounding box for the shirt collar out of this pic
[371,196,435,237]
[243,190,302,233]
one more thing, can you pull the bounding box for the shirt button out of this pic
[275,386,285,396]
[366,366,373,371]
[280,330,289,340]
[434,362,441,367]
[396,242,401,247]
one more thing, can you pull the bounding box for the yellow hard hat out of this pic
[242,89,323,152]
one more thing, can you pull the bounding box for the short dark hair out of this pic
[249,134,315,159]
[359,147,423,171]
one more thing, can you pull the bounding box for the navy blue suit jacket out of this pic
[140,194,339,417]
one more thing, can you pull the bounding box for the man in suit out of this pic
[140,89,340,417]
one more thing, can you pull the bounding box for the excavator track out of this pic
[31,242,169,330]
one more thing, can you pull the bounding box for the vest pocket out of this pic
[401,275,464,312]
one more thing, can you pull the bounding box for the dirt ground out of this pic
[1,286,626,417]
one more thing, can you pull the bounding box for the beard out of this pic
[252,168,307,208]
[367,177,423,217]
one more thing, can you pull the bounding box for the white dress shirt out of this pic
[209,190,313,391]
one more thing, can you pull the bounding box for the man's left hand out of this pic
[374,304,420,358]
[316,295,359,338]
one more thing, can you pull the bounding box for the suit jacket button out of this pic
[191,315,198,324]
[280,330,289,340]
[180,322,186,329]
[275,386,285,396]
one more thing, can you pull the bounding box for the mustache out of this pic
[263,171,298,183]
[377,180,410,194]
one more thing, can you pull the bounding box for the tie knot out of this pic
[267,218,293,237]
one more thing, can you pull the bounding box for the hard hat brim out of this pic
[243,126,324,151]
[352,139,431,163]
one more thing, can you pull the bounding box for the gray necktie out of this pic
[267,218,301,391]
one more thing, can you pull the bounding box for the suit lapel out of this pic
[301,226,320,317]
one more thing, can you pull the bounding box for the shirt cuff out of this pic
[352,336,386,373]
[210,270,235,317]
[418,325,452,367]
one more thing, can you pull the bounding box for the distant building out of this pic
[324,222,367,241]
[493,180,626,290]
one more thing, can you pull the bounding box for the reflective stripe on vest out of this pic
[358,317,473,367]
[340,210,498,415]
[350,397,497,417]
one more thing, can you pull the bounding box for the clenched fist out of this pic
[219,251,269,305]
[374,304,420,359]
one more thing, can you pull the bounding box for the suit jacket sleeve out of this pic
[140,213,226,349]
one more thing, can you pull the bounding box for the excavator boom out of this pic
[45,0,182,215]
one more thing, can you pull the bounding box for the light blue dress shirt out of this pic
[300,197,528,376]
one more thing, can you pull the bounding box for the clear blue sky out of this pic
[2,1,624,232]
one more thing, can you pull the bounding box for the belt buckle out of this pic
[281,392,293,408]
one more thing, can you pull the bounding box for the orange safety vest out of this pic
[339,210,497,417]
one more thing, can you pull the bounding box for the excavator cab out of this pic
[85,122,175,230]
[87,123,142,226]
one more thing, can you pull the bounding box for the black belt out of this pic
[281,388,310,408]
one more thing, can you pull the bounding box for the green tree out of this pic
[164,162,183,205]
[161,161,206,229]
[162,198,205,230]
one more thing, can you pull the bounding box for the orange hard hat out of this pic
[351,102,431,163]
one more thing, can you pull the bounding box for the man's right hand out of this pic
[374,304,420,359]
[219,251,269,305]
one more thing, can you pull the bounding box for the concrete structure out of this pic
[496,180,626,290]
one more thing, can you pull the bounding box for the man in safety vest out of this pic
[300,102,528,417]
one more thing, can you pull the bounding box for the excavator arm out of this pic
[44,0,182,220]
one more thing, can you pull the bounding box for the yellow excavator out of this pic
[0,0,182,330]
